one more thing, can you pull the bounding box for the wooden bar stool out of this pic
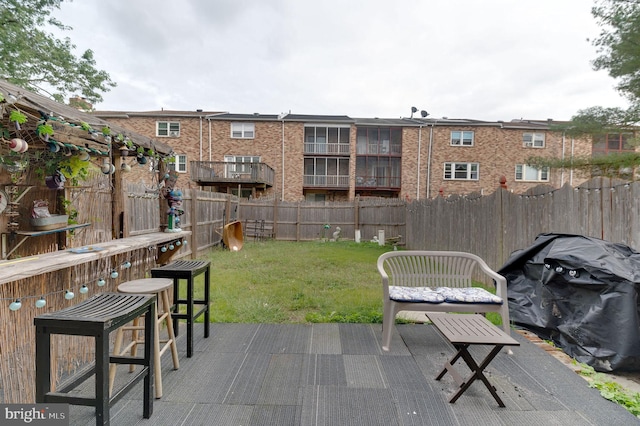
[35,293,155,425]
[109,278,179,399]
[151,260,211,358]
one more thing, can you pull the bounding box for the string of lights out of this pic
[433,181,634,203]
[2,238,187,310]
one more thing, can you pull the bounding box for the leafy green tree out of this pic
[531,1,640,177]
[565,0,640,133]
[0,0,115,104]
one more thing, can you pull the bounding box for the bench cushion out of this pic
[389,286,502,304]
[436,287,503,304]
[389,286,445,303]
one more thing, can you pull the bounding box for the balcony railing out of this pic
[304,143,350,155]
[355,176,401,189]
[190,161,275,187]
[303,175,350,188]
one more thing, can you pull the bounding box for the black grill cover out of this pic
[499,233,640,372]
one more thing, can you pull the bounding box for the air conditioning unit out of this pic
[524,142,534,147]
[169,131,179,137]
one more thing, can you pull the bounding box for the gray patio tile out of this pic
[222,352,272,405]
[343,354,386,388]
[309,323,342,354]
[180,403,253,426]
[391,388,460,426]
[379,355,433,392]
[248,404,301,426]
[339,324,381,354]
[301,385,400,426]
[257,353,305,405]
[247,323,312,354]
[303,354,347,386]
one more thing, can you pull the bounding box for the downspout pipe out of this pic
[281,119,285,201]
[561,131,565,186]
[416,125,422,200]
[208,119,212,161]
[199,115,203,161]
[279,112,288,201]
[426,122,435,199]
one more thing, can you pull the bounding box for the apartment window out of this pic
[157,121,180,137]
[231,123,255,139]
[356,127,402,154]
[169,154,187,173]
[450,131,474,146]
[304,124,350,154]
[592,133,636,155]
[355,156,401,187]
[224,155,259,176]
[304,157,350,187]
[515,164,549,182]
[523,132,545,148]
[444,162,479,180]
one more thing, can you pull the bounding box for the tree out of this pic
[0,0,115,104]
[565,0,640,133]
[530,1,640,177]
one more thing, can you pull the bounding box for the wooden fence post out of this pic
[273,196,278,238]
[296,201,301,242]
[190,189,198,258]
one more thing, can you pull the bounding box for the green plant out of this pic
[37,123,54,137]
[9,110,27,124]
[578,363,640,417]
[61,199,79,225]
[57,155,94,185]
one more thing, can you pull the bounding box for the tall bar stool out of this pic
[151,260,211,358]
[109,278,180,399]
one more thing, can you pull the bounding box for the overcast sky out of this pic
[53,0,628,121]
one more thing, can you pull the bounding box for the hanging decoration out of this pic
[160,170,183,233]
[0,252,168,311]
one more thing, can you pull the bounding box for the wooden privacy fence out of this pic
[235,197,405,242]
[406,177,640,274]
[126,177,639,271]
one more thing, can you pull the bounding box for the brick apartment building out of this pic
[95,110,596,201]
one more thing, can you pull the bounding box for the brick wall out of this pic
[101,113,594,201]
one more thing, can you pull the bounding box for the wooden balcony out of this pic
[190,161,275,188]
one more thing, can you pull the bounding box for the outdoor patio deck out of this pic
[68,323,637,425]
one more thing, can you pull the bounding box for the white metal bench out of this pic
[377,250,510,351]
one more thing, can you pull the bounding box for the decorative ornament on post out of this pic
[100,158,115,174]
[165,189,184,232]
[161,171,183,233]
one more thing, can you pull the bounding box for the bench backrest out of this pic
[378,251,489,289]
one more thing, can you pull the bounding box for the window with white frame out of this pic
[515,164,549,181]
[168,154,187,173]
[157,121,180,137]
[444,162,479,180]
[523,132,545,148]
[450,131,474,146]
[231,122,255,139]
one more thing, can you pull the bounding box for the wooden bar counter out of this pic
[0,231,191,285]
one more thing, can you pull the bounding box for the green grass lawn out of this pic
[184,240,502,325]
[203,240,391,323]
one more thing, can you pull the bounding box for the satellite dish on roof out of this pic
[421,110,429,118]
